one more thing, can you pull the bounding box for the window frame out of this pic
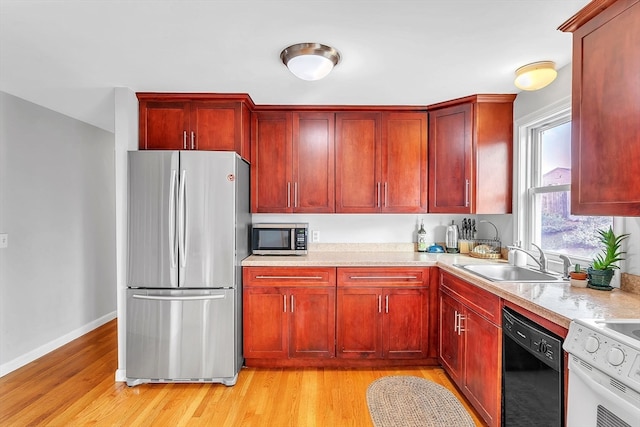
[513,97,620,275]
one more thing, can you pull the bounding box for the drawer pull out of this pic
[348,276,418,280]
[255,275,324,280]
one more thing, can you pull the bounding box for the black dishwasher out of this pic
[502,307,564,427]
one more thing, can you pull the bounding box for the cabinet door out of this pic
[289,287,336,358]
[251,112,293,213]
[337,287,383,358]
[243,287,288,359]
[335,112,382,213]
[139,101,190,150]
[381,112,428,213]
[190,102,241,152]
[383,287,429,358]
[428,103,472,213]
[569,1,640,215]
[438,289,464,384]
[463,309,501,427]
[293,112,335,213]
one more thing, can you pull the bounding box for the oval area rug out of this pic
[366,376,475,427]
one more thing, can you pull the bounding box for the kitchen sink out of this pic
[454,264,565,283]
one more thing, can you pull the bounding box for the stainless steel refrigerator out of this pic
[126,151,250,387]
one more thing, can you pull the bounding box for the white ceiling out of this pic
[0,0,590,133]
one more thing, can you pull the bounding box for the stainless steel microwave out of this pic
[251,223,308,255]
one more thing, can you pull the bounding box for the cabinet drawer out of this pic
[338,267,430,287]
[440,272,500,324]
[244,267,336,287]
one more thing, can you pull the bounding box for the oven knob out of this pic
[584,336,600,353]
[607,347,625,366]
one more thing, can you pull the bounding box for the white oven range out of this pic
[563,319,640,427]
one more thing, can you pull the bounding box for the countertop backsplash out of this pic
[252,213,513,247]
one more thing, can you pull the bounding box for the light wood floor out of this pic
[0,320,487,426]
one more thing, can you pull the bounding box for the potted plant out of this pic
[588,227,630,290]
[569,264,587,281]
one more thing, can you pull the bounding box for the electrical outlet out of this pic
[312,230,320,243]
[0,233,7,249]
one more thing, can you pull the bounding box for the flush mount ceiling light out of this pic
[514,61,558,91]
[280,43,341,81]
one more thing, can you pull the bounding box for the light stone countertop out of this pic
[242,247,640,329]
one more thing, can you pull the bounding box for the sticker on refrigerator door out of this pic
[227,174,235,181]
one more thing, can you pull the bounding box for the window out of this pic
[516,103,614,267]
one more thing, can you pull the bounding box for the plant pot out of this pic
[569,272,588,280]
[587,268,615,290]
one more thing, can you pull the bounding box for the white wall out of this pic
[514,65,639,276]
[253,213,512,248]
[0,91,117,375]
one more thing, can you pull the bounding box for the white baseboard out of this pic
[0,311,117,377]
[115,368,127,382]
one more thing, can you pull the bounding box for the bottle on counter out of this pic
[446,220,459,253]
[417,220,428,252]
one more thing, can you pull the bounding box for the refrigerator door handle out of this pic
[169,169,178,269]
[178,169,188,282]
[132,294,225,302]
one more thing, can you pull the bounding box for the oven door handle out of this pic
[570,358,640,416]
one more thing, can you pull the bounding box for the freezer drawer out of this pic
[126,288,241,386]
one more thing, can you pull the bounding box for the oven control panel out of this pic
[564,321,640,392]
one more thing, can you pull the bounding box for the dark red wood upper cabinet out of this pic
[428,95,515,214]
[137,93,253,160]
[560,0,640,216]
[251,111,335,213]
[251,111,293,213]
[138,101,190,150]
[335,112,382,213]
[381,112,428,213]
[335,111,427,213]
[293,112,335,213]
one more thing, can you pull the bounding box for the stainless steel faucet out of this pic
[558,255,572,279]
[507,243,550,273]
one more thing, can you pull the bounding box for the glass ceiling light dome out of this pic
[280,43,341,81]
[514,61,558,91]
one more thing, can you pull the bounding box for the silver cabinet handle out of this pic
[287,182,291,208]
[454,311,460,334]
[458,313,466,334]
[191,131,195,150]
[384,182,388,208]
[385,295,389,313]
[183,131,187,150]
[378,295,382,313]
[348,276,418,280]
[283,294,287,312]
[255,275,324,280]
[132,294,225,301]
[465,179,470,207]
[376,182,381,208]
[294,182,298,208]
[291,295,294,312]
